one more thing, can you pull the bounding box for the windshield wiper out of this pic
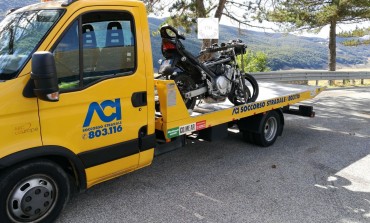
[8,27,14,55]
[6,8,20,16]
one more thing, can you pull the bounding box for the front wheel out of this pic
[0,160,71,223]
[228,73,259,105]
[244,73,259,103]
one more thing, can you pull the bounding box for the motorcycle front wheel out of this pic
[228,73,259,105]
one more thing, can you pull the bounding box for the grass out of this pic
[308,79,370,88]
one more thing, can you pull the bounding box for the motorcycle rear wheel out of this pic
[171,74,197,110]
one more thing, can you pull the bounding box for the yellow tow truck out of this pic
[0,0,323,222]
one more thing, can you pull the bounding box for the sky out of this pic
[4,0,370,40]
[150,0,370,40]
[152,13,370,39]
[219,16,370,39]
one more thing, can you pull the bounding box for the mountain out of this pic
[149,17,370,71]
[1,1,369,71]
[0,0,38,17]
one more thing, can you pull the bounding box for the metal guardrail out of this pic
[250,71,370,82]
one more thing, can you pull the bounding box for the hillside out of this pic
[148,17,370,71]
[0,0,38,17]
[1,1,369,71]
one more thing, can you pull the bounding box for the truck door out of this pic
[37,9,148,186]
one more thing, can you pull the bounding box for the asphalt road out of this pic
[56,87,370,223]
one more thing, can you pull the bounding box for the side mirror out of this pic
[31,51,59,102]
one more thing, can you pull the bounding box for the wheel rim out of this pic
[264,116,278,142]
[7,175,58,222]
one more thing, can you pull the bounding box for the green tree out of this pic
[143,0,264,50]
[237,50,270,72]
[339,27,370,46]
[262,0,370,71]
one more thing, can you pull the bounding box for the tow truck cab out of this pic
[0,1,155,222]
[0,0,323,222]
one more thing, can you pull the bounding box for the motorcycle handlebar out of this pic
[200,42,246,54]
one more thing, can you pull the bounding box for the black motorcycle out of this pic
[157,25,259,110]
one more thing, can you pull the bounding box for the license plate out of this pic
[161,59,172,66]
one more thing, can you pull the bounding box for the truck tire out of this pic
[0,159,70,223]
[253,110,281,147]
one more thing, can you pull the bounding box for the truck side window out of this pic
[53,11,136,91]
[53,21,80,90]
[83,11,136,86]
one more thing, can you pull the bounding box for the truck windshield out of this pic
[0,9,63,80]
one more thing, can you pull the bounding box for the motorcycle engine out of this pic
[215,65,233,96]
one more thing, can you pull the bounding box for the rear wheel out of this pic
[253,110,281,147]
[0,160,70,223]
[172,74,197,109]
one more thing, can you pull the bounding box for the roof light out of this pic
[40,0,78,6]
[61,0,78,6]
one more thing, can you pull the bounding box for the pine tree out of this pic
[339,27,370,46]
[263,0,370,71]
[143,0,263,50]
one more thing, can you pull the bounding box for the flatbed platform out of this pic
[192,82,320,114]
[154,80,324,139]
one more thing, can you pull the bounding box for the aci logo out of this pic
[83,99,122,127]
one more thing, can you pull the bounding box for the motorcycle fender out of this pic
[159,64,175,76]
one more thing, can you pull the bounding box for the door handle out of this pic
[131,91,147,107]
